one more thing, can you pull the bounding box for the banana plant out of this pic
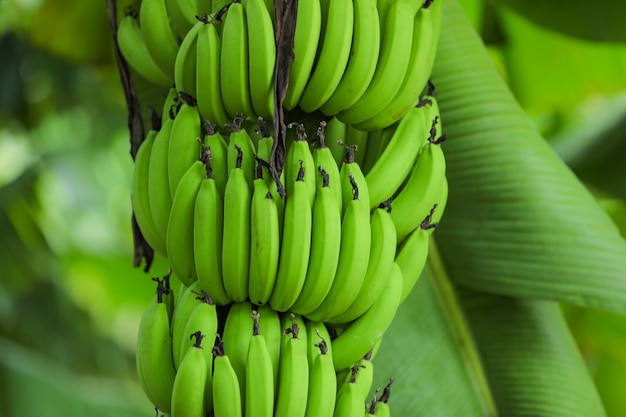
[373,1,626,416]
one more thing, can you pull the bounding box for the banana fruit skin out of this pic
[275,316,309,417]
[171,332,208,417]
[245,311,275,417]
[136,284,176,414]
[117,11,173,87]
[139,0,180,78]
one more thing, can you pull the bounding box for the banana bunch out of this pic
[116,0,442,130]
[132,90,447,317]
[137,274,399,416]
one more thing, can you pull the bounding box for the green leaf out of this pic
[374,267,495,417]
[461,290,606,417]
[430,0,626,314]
[498,0,626,43]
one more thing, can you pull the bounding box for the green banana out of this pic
[304,337,337,417]
[178,291,218,368]
[132,126,168,256]
[373,379,394,417]
[344,124,369,168]
[290,167,341,316]
[338,145,369,217]
[312,121,342,214]
[275,314,309,417]
[171,331,208,417]
[212,335,243,417]
[136,282,176,414]
[308,171,371,322]
[364,104,427,210]
[222,301,254,412]
[202,122,229,196]
[174,20,203,96]
[324,116,348,167]
[166,0,197,37]
[256,304,282,388]
[248,162,280,306]
[395,206,438,303]
[354,351,375,400]
[285,123,316,206]
[170,280,203,369]
[305,323,334,368]
[148,103,178,247]
[334,365,367,417]
[245,311,275,417]
[269,164,312,312]
[196,18,230,129]
[331,262,402,370]
[222,146,252,302]
[227,116,257,187]
[166,156,207,285]
[390,124,446,241]
[168,94,202,197]
[329,203,396,324]
[319,0,380,115]
[116,11,173,87]
[193,162,230,305]
[337,0,415,125]
[220,0,255,119]
[139,0,180,78]
[283,0,322,110]
[298,0,354,113]
[356,0,443,130]
[244,0,275,119]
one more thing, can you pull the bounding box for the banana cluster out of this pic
[116,0,442,130]
[137,276,396,416]
[132,87,447,319]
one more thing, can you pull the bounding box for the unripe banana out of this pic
[196,18,230,128]
[338,145,369,217]
[139,0,180,78]
[244,0,275,119]
[305,323,334,368]
[148,104,178,244]
[222,146,252,302]
[227,115,257,185]
[304,337,337,417]
[285,123,316,206]
[256,304,282,387]
[365,104,427,211]
[245,311,275,417]
[174,20,203,96]
[332,262,402,371]
[312,121,343,214]
[212,335,243,417]
[132,124,168,256]
[390,125,446,241]
[337,0,415,125]
[325,116,348,166]
[275,314,309,417]
[168,94,202,197]
[171,331,208,417]
[167,0,197,37]
[373,379,394,417]
[269,164,312,312]
[330,202,396,324]
[117,11,173,87]
[344,125,369,168]
[170,280,203,368]
[167,156,207,285]
[202,122,229,196]
[309,170,371,322]
[248,161,280,305]
[193,162,230,305]
[220,0,255,118]
[136,282,176,414]
[298,0,355,112]
[290,167,341,316]
[334,365,367,417]
[222,301,254,408]
[178,291,218,367]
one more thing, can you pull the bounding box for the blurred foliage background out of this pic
[0,0,625,416]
